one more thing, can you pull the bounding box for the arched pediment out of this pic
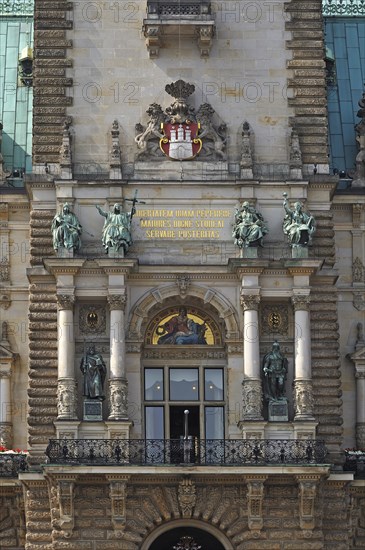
[127,283,240,344]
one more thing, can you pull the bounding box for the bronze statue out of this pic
[51,203,82,252]
[262,341,288,401]
[96,202,135,254]
[232,201,268,248]
[282,193,316,247]
[80,344,106,400]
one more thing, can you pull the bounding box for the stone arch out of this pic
[127,282,240,343]
[140,519,234,550]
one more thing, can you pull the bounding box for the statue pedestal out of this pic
[291,246,308,259]
[83,399,103,421]
[268,399,288,422]
[108,246,124,259]
[57,247,74,258]
[240,247,258,259]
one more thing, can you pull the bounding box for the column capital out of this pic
[291,294,310,311]
[240,291,260,311]
[107,294,127,311]
[57,294,75,311]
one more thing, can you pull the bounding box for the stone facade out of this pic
[1,0,364,548]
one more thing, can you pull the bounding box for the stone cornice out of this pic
[43,258,85,276]
[95,259,138,276]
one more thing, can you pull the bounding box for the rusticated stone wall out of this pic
[0,488,25,548]
[33,0,73,164]
[30,208,54,266]
[7,475,358,550]
[285,0,329,165]
[310,208,343,460]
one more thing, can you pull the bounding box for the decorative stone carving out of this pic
[57,477,77,537]
[353,292,365,311]
[293,380,314,419]
[289,127,303,179]
[0,423,12,447]
[79,304,106,335]
[0,294,11,309]
[59,119,73,180]
[261,304,289,335]
[107,294,127,311]
[176,275,190,298]
[291,294,310,311]
[108,379,128,420]
[240,121,254,179]
[353,203,363,227]
[135,80,226,161]
[240,292,260,311]
[295,476,320,530]
[246,477,267,531]
[178,478,196,518]
[242,379,263,420]
[57,378,77,420]
[0,256,10,281]
[110,119,122,179]
[352,88,365,188]
[144,25,162,58]
[107,476,130,532]
[197,25,214,57]
[173,536,201,550]
[57,294,75,311]
[356,422,365,449]
[353,257,365,282]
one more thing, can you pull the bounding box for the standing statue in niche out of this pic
[96,202,135,254]
[282,193,316,247]
[157,306,207,345]
[232,201,268,248]
[262,341,288,401]
[51,203,82,252]
[80,344,106,400]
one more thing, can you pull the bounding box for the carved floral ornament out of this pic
[291,294,310,311]
[240,292,260,311]
[57,294,75,311]
[107,294,127,311]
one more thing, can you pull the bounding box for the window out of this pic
[143,367,225,440]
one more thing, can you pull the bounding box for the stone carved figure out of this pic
[80,345,106,400]
[135,103,165,158]
[51,203,82,252]
[282,193,316,247]
[262,341,288,401]
[96,203,135,254]
[195,103,226,159]
[232,201,268,248]
[157,307,207,345]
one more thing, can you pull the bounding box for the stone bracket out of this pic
[245,475,267,531]
[143,23,215,58]
[57,476,78,537]
[178,477,196,518]
[295,475,320,531]
[106,475,130,532]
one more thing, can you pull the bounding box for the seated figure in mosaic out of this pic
[262,341,288,401]
[51,203,82,252]
[157,306,207,345]
[232,201,268,248]
[282,194,316,247]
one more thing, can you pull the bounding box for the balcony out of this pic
[45,438,327,466]
[143,0,215,58]
[0,453,28,478]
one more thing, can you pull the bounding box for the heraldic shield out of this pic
[160,122,202,160]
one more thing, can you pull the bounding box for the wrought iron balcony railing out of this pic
[0,453,28,477]
[146,0,212,18]
[45,439,327,466]
[343,452,365,477]
[322,0,365,16]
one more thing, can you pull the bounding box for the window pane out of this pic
[169,368,199,401]
[205,407,224,439]
[145,368,163,400]
[204,369,223,400]
[145,407,164,439]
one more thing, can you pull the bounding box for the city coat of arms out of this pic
[135,79,226,161]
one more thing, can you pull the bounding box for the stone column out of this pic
[56,294,77,420]
[240,292,263,420]
[355,372,365,449]
[107,294,128,420]
[292,294,314,420]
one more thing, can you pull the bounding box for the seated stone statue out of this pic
[96,203,135,254]
[51,203,82,252]
[262,341,288,401]
[282,194,315,247]
[232,201,268,248]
